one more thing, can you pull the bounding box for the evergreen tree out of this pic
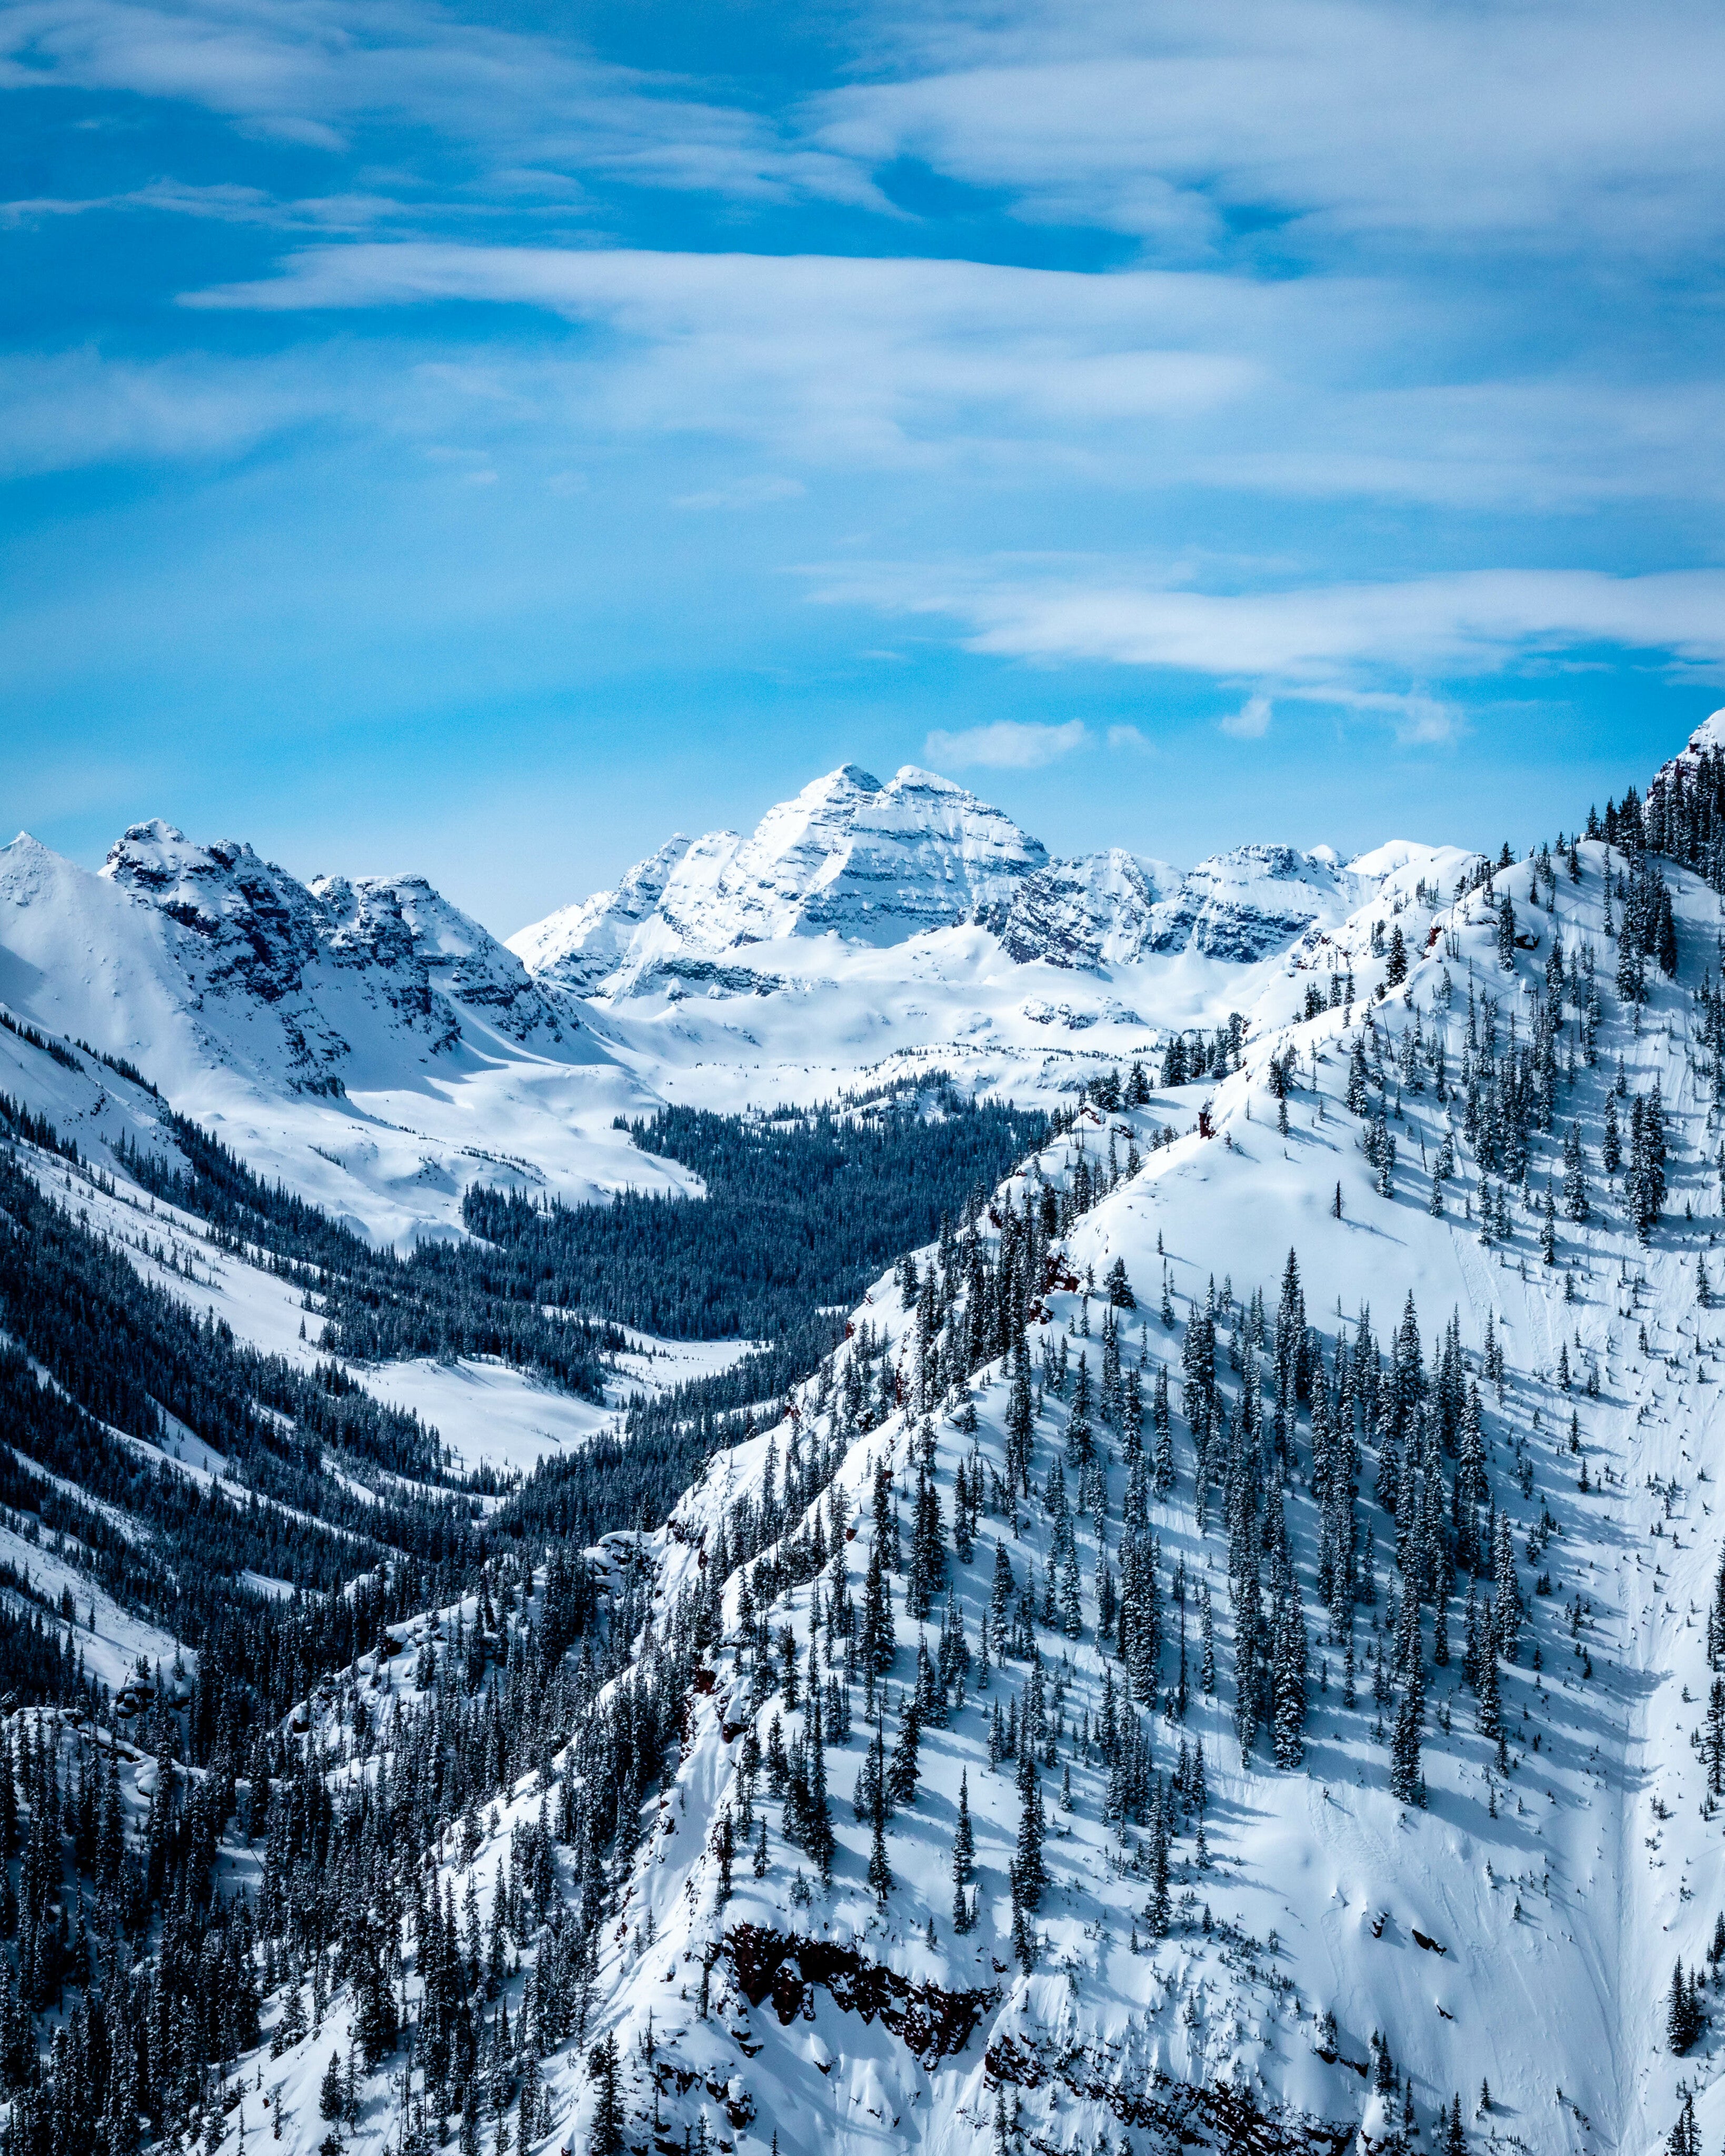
[1389,1654,1425,1805]
[1272,1595,1309,1770]
[1668,1958,1702,2054]
[805,1701,834,1886]
[587,2031,625,2156]
[1561,1122,1590,1224]
[1011,1748,1047,1911]
[951,1770,976,1932]
[887,1692,922,1807]
[1146,1786,1171,1934]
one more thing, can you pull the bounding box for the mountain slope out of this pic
[547,813,1725,2156]
[0,823,679,1245]
[9,724,1725,2156]
[511,765,1441,1120]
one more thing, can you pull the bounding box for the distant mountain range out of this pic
[507,760,1389,992]
[8,722,1718,1243]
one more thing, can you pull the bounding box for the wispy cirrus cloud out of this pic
[174,243,1725,513]
[183,242,1274,464]
[0,346,335,474]
[814,0,1725,265]
[0,0,888,208]
[852,564,1725,675]
[828,563,1725,740]
[0,177,403,231]
[924,718,1088,768]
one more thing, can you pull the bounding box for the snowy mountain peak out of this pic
[508,836,696,994]
[1647,707,1725,803]
[512,760,1051,982]
[102,820,336,989]
[994,838,1386,971]
[0,825,621,1241]
[715,759,1046,947]
[510,763,1427,1023]
[1689,706,1725,753]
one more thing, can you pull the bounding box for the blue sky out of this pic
[4,0,1723,934]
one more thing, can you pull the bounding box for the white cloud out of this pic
[674,475,804,511]
[869,566,1725,678]
[11,0,1722,270]
[178,243,1725,514]
[1106,722,1151,752]
[812,0,1725,265]
[0,0,890,211]
[186,243,1274,463]
[822,564,1725,730]
[1282,684,1460,745]
[924,718,1089,769]
[1219,692,1271,738]
[0,347,333,475]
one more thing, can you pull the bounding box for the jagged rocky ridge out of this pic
[7,718,1725,2156]
[511,767,1388,993]
[1,770,1407,1244]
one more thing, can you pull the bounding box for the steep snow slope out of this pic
[217,808,1725,2156]
[513,765,1434,1113]
[0,825,689,1245]
[566,839,1723,2156]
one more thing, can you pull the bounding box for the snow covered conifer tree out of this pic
[1667,1959,1701,2053]
[1005,1348,1035,1490]
[951,1770,976,1932]
[1389,1655,1424,1804]
[1562,1121,1590,1223]
[586,2032,624,2156]
[1272,1596,1308,1770]
[1475,1624,1502,1741]
[886,1692,921,1806]
[1012,1746,1047,1910]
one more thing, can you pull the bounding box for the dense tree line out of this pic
[111,1115,620,1402]
[456,1091,1049,1344]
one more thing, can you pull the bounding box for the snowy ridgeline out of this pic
[28,824,1720,2156]
[13,743,1725,2156]
[0,760,1470,1247]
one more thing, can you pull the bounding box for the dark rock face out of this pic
[993,842,1370,971]
[98,819,568,1090]
[994,850,1164,970]
[984,2026,1359,2155]
[725,1924,999,2068]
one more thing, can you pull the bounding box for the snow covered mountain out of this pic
[515,764,1049,991]
[517,804,1725,2156]
[508,765,1420,1117]
[513,770,1381,995]
[178,754,1725,2156]
[0,769,1419,1240]
[9,714,1725,2156]
[0,821,675,1246]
